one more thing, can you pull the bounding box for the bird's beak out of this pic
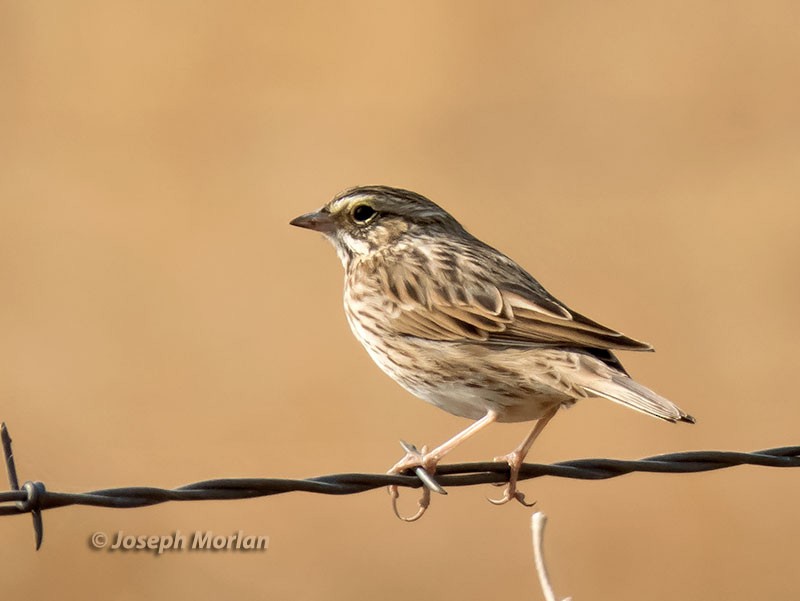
[289,209,335,233]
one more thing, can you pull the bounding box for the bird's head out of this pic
[290,186,464,265]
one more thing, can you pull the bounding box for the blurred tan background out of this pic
[1,1,799,599]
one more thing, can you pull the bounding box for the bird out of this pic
[290,185,694,520]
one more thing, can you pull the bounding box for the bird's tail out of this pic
[581,373,695,424]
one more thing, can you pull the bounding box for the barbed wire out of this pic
[2,422,799,550]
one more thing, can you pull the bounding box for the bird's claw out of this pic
[389,484,431,522]
[487,453,535,507]
[386,441,445,522]
[488,486,536,507]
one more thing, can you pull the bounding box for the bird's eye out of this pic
[352,204,377,223]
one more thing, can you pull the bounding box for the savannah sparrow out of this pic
[291,186,694,520]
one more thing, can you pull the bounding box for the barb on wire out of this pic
[2,422,799,550]
[1,424,44,550]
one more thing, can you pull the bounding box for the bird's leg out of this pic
[489,406,559,507]
[388,410,499,521]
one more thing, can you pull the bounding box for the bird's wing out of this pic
[374,248,652,352]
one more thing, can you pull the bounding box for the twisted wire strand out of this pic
[2,444,797,513]
[2,421,798,549]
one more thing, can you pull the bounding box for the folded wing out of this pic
[374,244,652,352]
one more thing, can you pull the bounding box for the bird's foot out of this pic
[388,441,432,474]
[488,450,536,507]
[387,441,446,522]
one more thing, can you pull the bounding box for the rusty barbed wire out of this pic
[2,422,799,550]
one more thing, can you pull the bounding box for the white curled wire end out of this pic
[531,512,572,601]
